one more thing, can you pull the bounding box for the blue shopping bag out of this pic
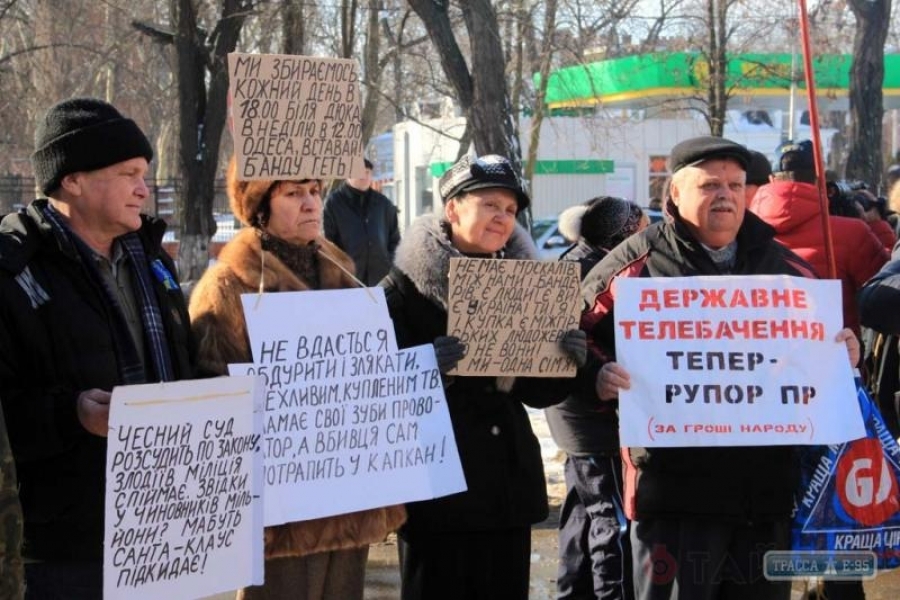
[792,379,900,569]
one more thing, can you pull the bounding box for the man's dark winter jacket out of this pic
[860,244,900,335]
[545,241,620,456]
[581,205,816,522]
[381,215,567,536]
[324,182,400,285]
[0,200,195,561]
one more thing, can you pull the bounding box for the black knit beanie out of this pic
[559,196,644,249]
[32,98,154,195]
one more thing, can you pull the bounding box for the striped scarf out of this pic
[41,204,175,384]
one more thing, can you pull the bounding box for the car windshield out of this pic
[531,219,556,241]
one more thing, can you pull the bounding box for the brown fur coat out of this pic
[189,228,406,559]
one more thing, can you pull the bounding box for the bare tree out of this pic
[524,0,557,188]
[844,0,892,187]
[705,0,727,136]
[0,1,179,177]
[136,0,255,281]
[380,8,427,122]
[409,0,522,171]
[359,0,384,144]
[281,0,306,55]
[173,0,254,281]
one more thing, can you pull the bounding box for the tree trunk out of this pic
[406,0,473,116]
[360,0,383,144]
[845,0,891,188]
[340,0,358,59]
[706,0,728,137]
[508,0,527,127]
[409,0,526,226]
[282,0,306,55]
[524,0,557,191]
[172,0,249,283]
[460,0,522,173]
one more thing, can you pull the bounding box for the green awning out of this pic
[430,159,614,178]
[540,52,900,109]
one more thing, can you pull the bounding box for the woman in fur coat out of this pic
[381,155,586,600]
[189,159,406,600]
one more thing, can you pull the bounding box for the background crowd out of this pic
[0,96,898,600]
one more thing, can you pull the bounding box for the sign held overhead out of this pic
[228,53,366,181]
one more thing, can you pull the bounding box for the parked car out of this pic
[531,217,570,261]
[531,207,664,261]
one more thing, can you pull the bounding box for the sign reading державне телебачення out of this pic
[615,275,864,447]
[228,52,366,181]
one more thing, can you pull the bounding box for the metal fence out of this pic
[0,176,232,226]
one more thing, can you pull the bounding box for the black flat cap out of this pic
[668,136,751,174]
[438,154,530,211]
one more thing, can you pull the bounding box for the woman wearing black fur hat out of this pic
[557,196,648,277]
[381,154,586,600]
[548,196,647,600]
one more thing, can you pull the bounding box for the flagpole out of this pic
[796,0,836,278]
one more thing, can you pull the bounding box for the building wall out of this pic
[391,117,466,230]
[382,110,834,230]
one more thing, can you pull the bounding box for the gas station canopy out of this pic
[542,52,900,111]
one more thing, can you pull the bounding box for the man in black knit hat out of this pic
[0,97,195,598]
[744,149,772,204]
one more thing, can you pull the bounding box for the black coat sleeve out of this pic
[859,249,900,334]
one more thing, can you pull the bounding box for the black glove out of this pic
[433,335,467,373]
[558,329,587,368]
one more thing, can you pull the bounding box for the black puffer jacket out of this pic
[581,206,817,522]
[381,215,566,535]
[324,182,400,285]
[545,241,620,456]
[859,243,900,334]
[0,200,195,561]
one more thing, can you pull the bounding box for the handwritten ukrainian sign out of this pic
[448,258,581,377]
[104,377,265,599]
[228,52,366,180]
[615,275,864,446]
[238,288,465,527]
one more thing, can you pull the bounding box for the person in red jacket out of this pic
[748,140,889,340]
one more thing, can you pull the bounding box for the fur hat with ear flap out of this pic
[227,156,277,228]
[558,196,644,249]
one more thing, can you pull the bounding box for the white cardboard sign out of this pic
[238,288,465,526]
[615,275,865,447]
[104,377,264,599]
